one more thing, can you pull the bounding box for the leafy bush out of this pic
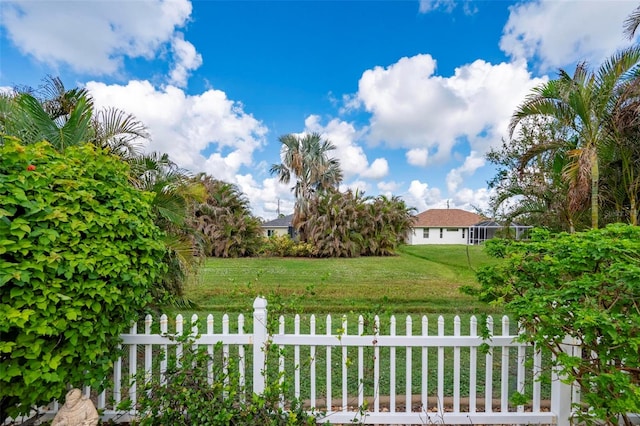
[466,224,640,424]
[0,139,166,422]
[124,334,316,426]
[259,235,314,257]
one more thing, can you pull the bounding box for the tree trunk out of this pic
[591,153,599,229]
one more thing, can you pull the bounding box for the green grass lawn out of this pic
[185,244,498,315]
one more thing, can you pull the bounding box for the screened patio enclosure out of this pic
[468,221,532,245]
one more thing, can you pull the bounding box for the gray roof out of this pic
[262,214,293,228]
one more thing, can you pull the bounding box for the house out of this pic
[261,214,295,238]
[407,209,483,245]
[407,209,532,245]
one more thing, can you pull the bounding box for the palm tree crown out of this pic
[270,132,343,237]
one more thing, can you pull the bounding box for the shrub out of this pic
[466,224,640,424]
[259,235,315,257]
[123,334,316,426]
[0,139,166,422]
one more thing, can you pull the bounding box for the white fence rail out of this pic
[16,297,577,425]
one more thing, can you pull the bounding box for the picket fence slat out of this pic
[406,316,413,413]
[12,297,577,426]
[500,316,509,412]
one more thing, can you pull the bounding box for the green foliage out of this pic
[468,224,640,424]
[190,175,263,258]
[301,189,415,258]
[259,235,315,257]
[126,334,316,426]
[129,153,206,302]
[0,139,166,421]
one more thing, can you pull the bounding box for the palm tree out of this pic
[364,195,416,255]
[0,92,93,150]
[488,118,584,232]
[301,189,364,257]
[606,77,640,225]
[189,174,262,258]
[509,46,640,229]
[1,76,148,157]
[270,133,343,240]
[128,153,206,301]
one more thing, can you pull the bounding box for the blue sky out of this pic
[1,0,638,219]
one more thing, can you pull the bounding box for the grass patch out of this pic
[185,244,497,315]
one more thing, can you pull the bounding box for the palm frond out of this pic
[623,5,640,40]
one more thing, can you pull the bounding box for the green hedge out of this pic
[0,139,167,421]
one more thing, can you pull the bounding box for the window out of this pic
[462,228,466,239]
[440,228,443,238]
[423,228,429,238]
[267,229,274,237]
[446,228,458,232]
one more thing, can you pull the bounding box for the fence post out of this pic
[550,337,575,426]
[253,297,268,395]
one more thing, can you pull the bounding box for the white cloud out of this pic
[1,0,198,80]
[418,0,456,14]
[446,151,485,192]
[377,180,401,193]
[361,158,389,179]
[418,0,476,15]
[406,148,429,166]
[401,178,491,214]
[404,180,442,212]
[449,187,493,213]
[356,54,546,165]
[340,180,370,195]
[169,32,203,87]
[303,115,388,180]
[86,79,267,188]
[235,175,294,219]
[500,0,636,71]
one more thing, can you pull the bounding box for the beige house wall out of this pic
[262,227,290,238]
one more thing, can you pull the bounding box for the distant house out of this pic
[261,214,296,238]
[407,209,532,245]
[407,209,484,245]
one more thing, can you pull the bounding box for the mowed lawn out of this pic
[186,244,499,315]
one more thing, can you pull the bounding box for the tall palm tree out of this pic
[509,46,640,229]
[270,133,343,240]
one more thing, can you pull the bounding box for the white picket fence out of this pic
[19,297,579,425]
